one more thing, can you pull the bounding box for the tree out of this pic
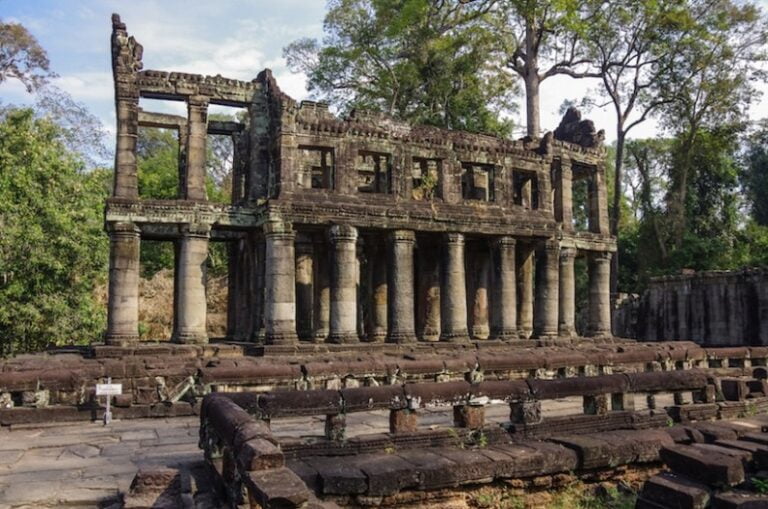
[35,86,111,168]
[488,0,599,137]
[284,0,516,135]
[656,0,766,245]
[0,20,56,92]
[0,109,109,354]
[742,120,768,226]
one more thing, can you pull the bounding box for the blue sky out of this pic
[2,0,768,144]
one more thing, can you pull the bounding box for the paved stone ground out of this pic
[0,394,672,508]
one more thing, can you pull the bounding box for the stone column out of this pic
[534,241,560,338]
[173,224,210,344]
[471,246,491,339]
[113,97,139,198]
[313,235,331,342]
[329,225,359,343]
[295,234,314,341]
[105,222,141,345]
[184,95,209,200]
[418,241,441,341]
[559,248,577,337]
[263,221,298,345]
[491,236,517,340]
[251,237,266,343]
[588,251,612,337]
[368,240,388,342]
[440,233,468,342]
[517,243,535,338]
[387,230,416,343]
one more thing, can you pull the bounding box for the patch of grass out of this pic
[468,481,636,509]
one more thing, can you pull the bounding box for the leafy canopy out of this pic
[0,109,109,354]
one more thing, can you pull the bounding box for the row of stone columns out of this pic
[259,222,614,345]
[105,222,211,346]
[105,219,613,345]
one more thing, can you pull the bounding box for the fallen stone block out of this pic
[237,438,284,472]
[712,490,768,508]
[244,467,311,508]
[639,472,711,509]
[660,444,745,487]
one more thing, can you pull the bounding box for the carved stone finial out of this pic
[553,107,603,148]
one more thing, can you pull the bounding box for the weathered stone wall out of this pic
[614,269,768,345]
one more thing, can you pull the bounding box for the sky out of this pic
[2,0,768,145]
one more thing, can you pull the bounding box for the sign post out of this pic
[95,378,122,425]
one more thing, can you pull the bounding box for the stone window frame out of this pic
[296,145,335,191]
[460,161,496,202]
[512,168,540,210]
[356,149,393,195]
[572,162,600,233]
[290,135,344,194]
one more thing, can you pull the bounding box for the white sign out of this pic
[96,384,122,396]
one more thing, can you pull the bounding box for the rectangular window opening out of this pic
[461,162,494,201]
[357,151,391,194]
[298,146,335,190]
[513,171,539,209]
[412,157,441,200]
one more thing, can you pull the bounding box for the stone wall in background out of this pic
[614,269,768,345]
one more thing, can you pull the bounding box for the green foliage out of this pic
[0,109,109,354]
[752,476,768,494]
[136,126,230,277]
[741,120,768,226]
[284,0,516,135]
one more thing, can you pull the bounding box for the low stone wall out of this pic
[614,269,768,346]
[198,369,768,508]
[2,341,767,426]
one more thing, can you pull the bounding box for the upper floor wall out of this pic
[109,13,611,239]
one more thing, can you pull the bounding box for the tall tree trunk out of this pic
[610,126,626,296]
[524,17,540,138]
[524,72,541,138]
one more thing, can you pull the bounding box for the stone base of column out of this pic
[440,330,469,343]
[104,333,139,347]
[559,326,577,338]
[386,331,416,344]
[587,328,612,338]
[421,326,440,342]
[173,330,208,345]
[313,330,329,343]
[266,331,299,345]
[471,325,490,339]
[327,332,359,344]
[490,328,518,341]
[366,329,387,343]
[518,327,533,339]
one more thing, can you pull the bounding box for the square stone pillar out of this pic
[517,242,535,339]
[173,223,210,344]
[491,236,517,340]
[558,248,577,337]
[105,222,141,346]
[264,221,298,345]
[555,158,573,231]
[387,230,416,343]
[588,251,612,337]
[329,225,359,343]
[113,96,140,199]
[440,233,468,342]
[534,240,560,338]
[184,95,209,200]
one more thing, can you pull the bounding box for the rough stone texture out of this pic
[104,15,617,349]
[615,268,768,345]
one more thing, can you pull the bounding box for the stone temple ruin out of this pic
[106,14,614,348]
[2,14,768,509]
